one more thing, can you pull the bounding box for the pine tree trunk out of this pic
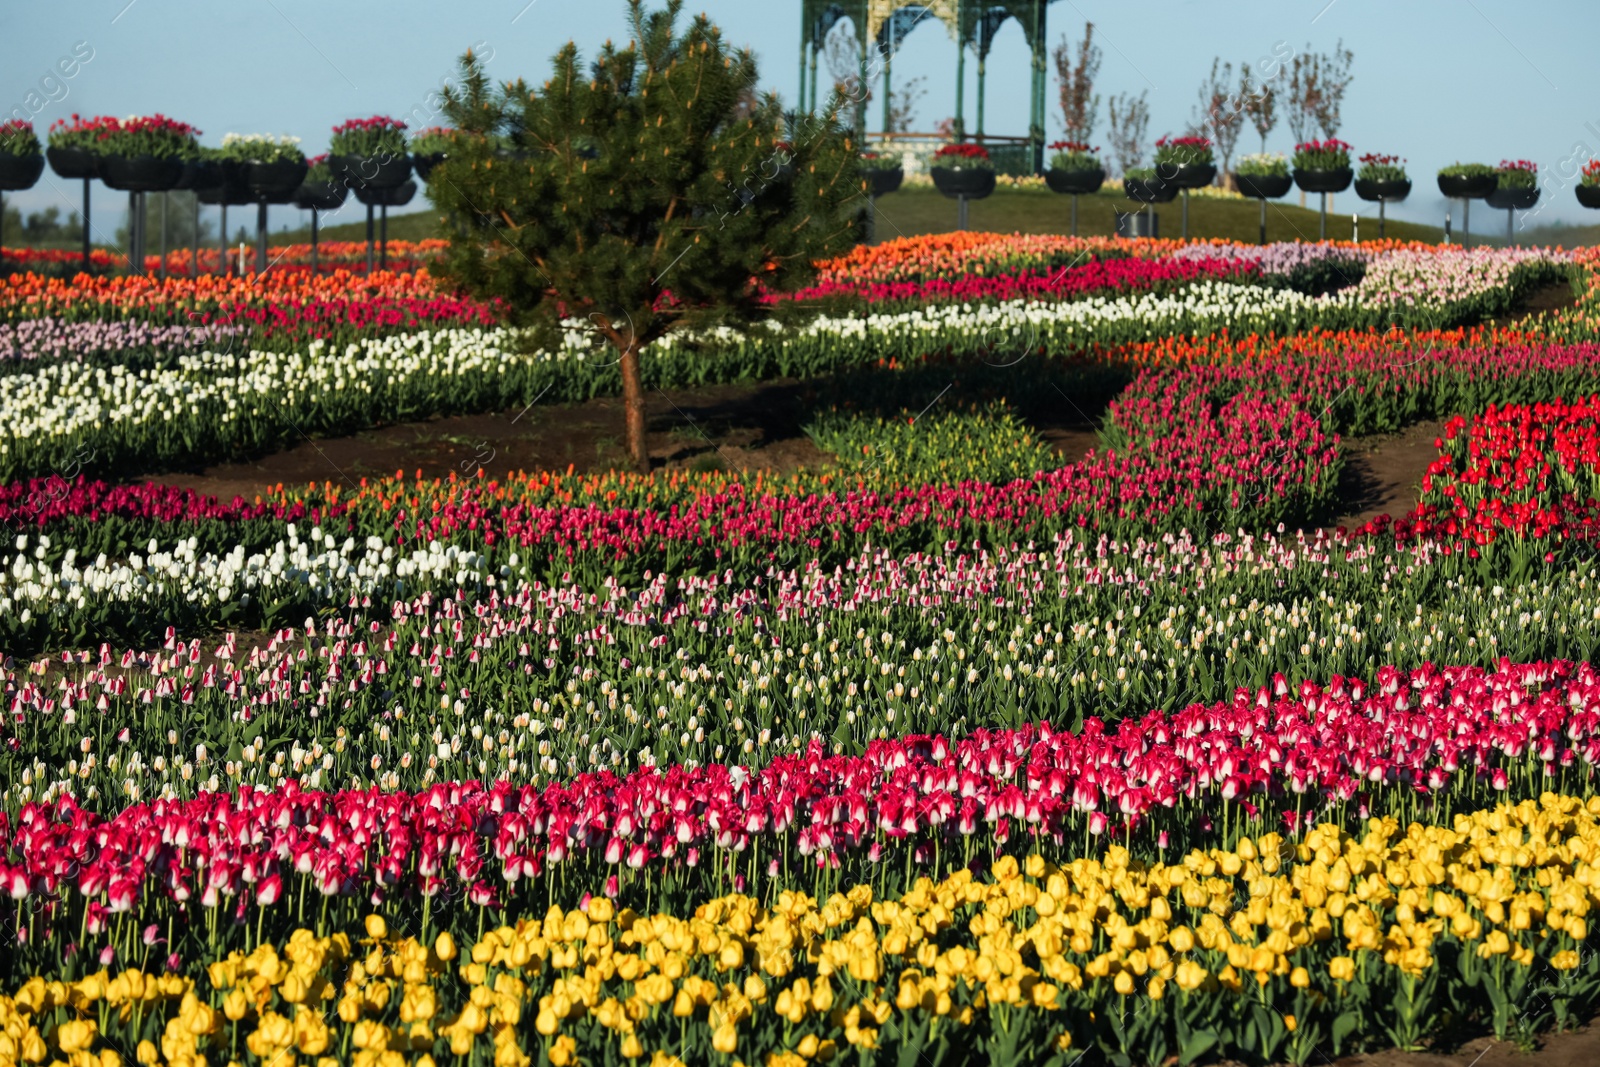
[619,339,649,474]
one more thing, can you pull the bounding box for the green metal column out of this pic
[809,43,819,111]
[855,27,868,142]
[976,54,986,140]
[1030,0,1046,173]
[799,34,808,115]
[881,46,893,134]
[954,31,966,141]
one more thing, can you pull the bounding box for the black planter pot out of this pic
[1162,162,1216,189]
[195,163,253,206]
[0,153,45,191]
[101,155,186,192]
[413,153,447,182]
[294,182,348,211]
[930,166,996,200]
[353,180,417,208]
[172,159,208,191]
[1045,167,1105,195]
[1354,178,1412,202]
[1123,177,1177,204]
[1437,173,1496,199]
[46,146,98,180]
[1577,185,1600,210]
[866,168,903,197]
[245,160,310,204]
[1233,172,1292,200]
[1293,167,1353,194]
[1486,186,1539,211]
[330,153,411,191]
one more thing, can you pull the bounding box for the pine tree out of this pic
[430,0,861,472]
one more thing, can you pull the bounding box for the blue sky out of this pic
[6,0,1600,238]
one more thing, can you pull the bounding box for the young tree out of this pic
[885,76,927,134]
[430,0,861,473]
[1284,50,1319,148]
[1053,23,1102,143]
[1193,58,1242,184]
[1239,66,1277,154]
[1105,91,1150,176]
[1309,40,1354,139]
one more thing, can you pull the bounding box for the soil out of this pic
[1324,419,1444,532]
[149,379,832,502]
[1327,1019,1600,1067]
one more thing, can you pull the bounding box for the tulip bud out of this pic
[365,914,387,940]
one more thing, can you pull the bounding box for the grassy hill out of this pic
[283,187,1451,246]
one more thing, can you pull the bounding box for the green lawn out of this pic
[16,185,1589,254]
[285,186,1451,246]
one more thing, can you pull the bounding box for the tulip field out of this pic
[8,232,1600,1066]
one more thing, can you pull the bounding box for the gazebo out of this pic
[798,0,1063,174]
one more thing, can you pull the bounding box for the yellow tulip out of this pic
[365,915,388,940]
[548,1035,577,1067]
[620,1034,644,1059]
[1328,956,1356,981]
[57,1020,97,1054]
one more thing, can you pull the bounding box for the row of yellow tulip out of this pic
[7,793,1600,1067]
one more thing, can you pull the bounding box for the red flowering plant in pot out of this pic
[929,143,996,201]
[329,115,411,190]
[1291,138,1353,193]
[0,120,44,192]
[1577,160,1600,209]
[1489,159,1539,211]
[1354,153,1410,202]
[1153,134,1214,188]
[1046,140,1104,195]
[93,114,202,192]
[44,114,116,179]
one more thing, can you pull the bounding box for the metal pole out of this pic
[976,55,986,141]
[220,203,229,275]
[191,195,199,277]
[1319,191,1327,241]
[798,34,807,116]
[1506,207,1513,246]
[365,202,375,273]
[1182,190,1189,240]
[81,178,92,268]
[880,47,892,135]
[380,203,389,269]
[957,194,968,231]
[1463,198,1471,249]
[808,45,819,112]
[1444,210,1451,245]
[256,201,267,275]
[954,35,966,140]
[160,193,168,281]
[1352,213,1358,244]
[311,208,319,274]
[128,191,139,274]
[1379,198,1386,240]
[1259,197,1266,245]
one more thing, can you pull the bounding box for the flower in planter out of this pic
[860,151,903,172]
[1235,152,1288,178]
[409,126,456,156]
[89,115,202,159]
[931,143,993,169]
[45,114,118,152]
[304,154,333,183]
[1582,160,1600,188]
[1495,159,1537,189]
[1437,161,1495,179]
[0,120,41,157]
[217,133,305,165]
[1292,139,1352,171]
[329,116,408,159]
[1047,140,1101,171]
[1357,153,1407,182]
[1153,135,1213,168]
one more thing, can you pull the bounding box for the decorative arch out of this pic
[798,0,1062,173]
